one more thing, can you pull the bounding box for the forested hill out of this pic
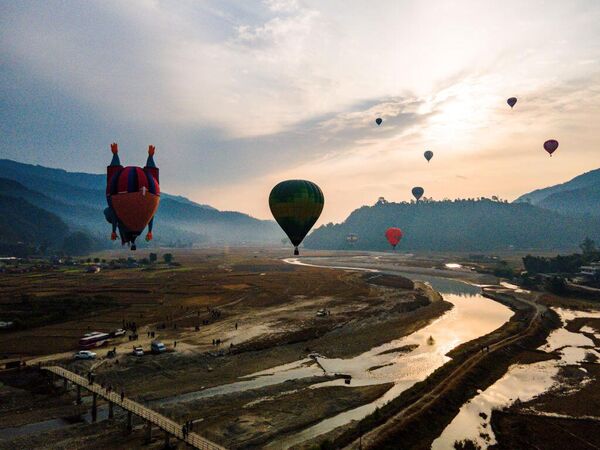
[304,199,600,252]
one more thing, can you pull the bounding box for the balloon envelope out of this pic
[385,227,403,249]
[543,139,559,156]
[424,150,433,162]
[375,118,383,126]
[507,97,517,108]
[269,180,324,255]
[412,186,424,201]
[108,166,160,233]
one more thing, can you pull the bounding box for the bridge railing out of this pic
[43,366,225,450]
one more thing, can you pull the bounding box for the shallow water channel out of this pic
[433,307,600,449]
[261,260,513,449]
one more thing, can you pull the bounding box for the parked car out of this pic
[132,346,144,357]
[151,341,166,354]
[113,328,126,337]
[74,350,97,360]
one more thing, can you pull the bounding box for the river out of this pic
[0,256,520,447]
[264,257,513,449]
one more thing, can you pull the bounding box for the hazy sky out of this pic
[1,0,599,223]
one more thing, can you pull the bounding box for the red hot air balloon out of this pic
[507,97,517,108]
[543,139,559,156]
[104,143,160,250]
[385,227,403,249]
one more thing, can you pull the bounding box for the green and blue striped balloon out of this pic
[269,180,324,255]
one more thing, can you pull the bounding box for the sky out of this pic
[1,0,600,224]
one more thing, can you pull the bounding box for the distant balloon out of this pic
[347,233,359,244]
[385,227,403,250]
[412,186,424,201]
[507,97,517,108]
[543,139,559,156]
[375,118,383,126]
[424,150,433,162]
[269,180,324,256]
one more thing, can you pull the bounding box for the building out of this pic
[579,262,600,282]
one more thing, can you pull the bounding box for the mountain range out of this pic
[515,168,600,217]
[305,167,600,253]
[305,197,600,252]
[1,158,598,255]
[0,159,282,253]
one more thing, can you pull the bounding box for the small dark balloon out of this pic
[375,118,383,126]
[412,186,424,201]
[543,139,559,156]
[424,150,433,162]
[507,97,517,108]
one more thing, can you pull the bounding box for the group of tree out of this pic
[306,199,600,252]
[522,237,599,275]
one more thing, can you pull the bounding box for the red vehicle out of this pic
[79,332,110,349]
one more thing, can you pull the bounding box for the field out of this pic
[0,248,449,449]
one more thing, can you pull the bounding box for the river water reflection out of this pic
[266,262,513,449]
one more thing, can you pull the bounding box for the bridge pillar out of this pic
[63,377,68,390]
[164,430,170,448]
[108,401,114,419]
[76,385,82,404]
[126,411,133,433]
[144,421,152,444]
[91,393,97,422]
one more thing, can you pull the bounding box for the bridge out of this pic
[43,365,226,450]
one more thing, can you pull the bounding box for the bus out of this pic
[79,331,110,349]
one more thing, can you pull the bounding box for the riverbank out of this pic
[330,286,558,450]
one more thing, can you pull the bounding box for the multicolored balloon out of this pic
[375,118,383,126]
[412,186,424,201]
[424,150,433,162]
[269,180,324,255]
[507,97,517,108]
[104,143,160,251]
[385,227,403,250]
[543,139,559,156]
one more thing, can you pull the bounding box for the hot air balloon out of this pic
[424,150,433,162]
[543,140,559,156]
[375,118,383,126]
[385,227,403,250]
[507,97,517,108]
[412,186,424,201]
[104,143,160,251]
[269,180,324,255]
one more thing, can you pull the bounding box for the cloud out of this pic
[2,0,600,223]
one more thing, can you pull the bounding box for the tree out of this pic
[149,253,158,263]
[163,253,174,264]
[579,237,596,256]
[93,258,100,263]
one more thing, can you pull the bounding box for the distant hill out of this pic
[0,194,68,253]
[0,159,281,249]
[305,199,600,252]
[515,168,600,217]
